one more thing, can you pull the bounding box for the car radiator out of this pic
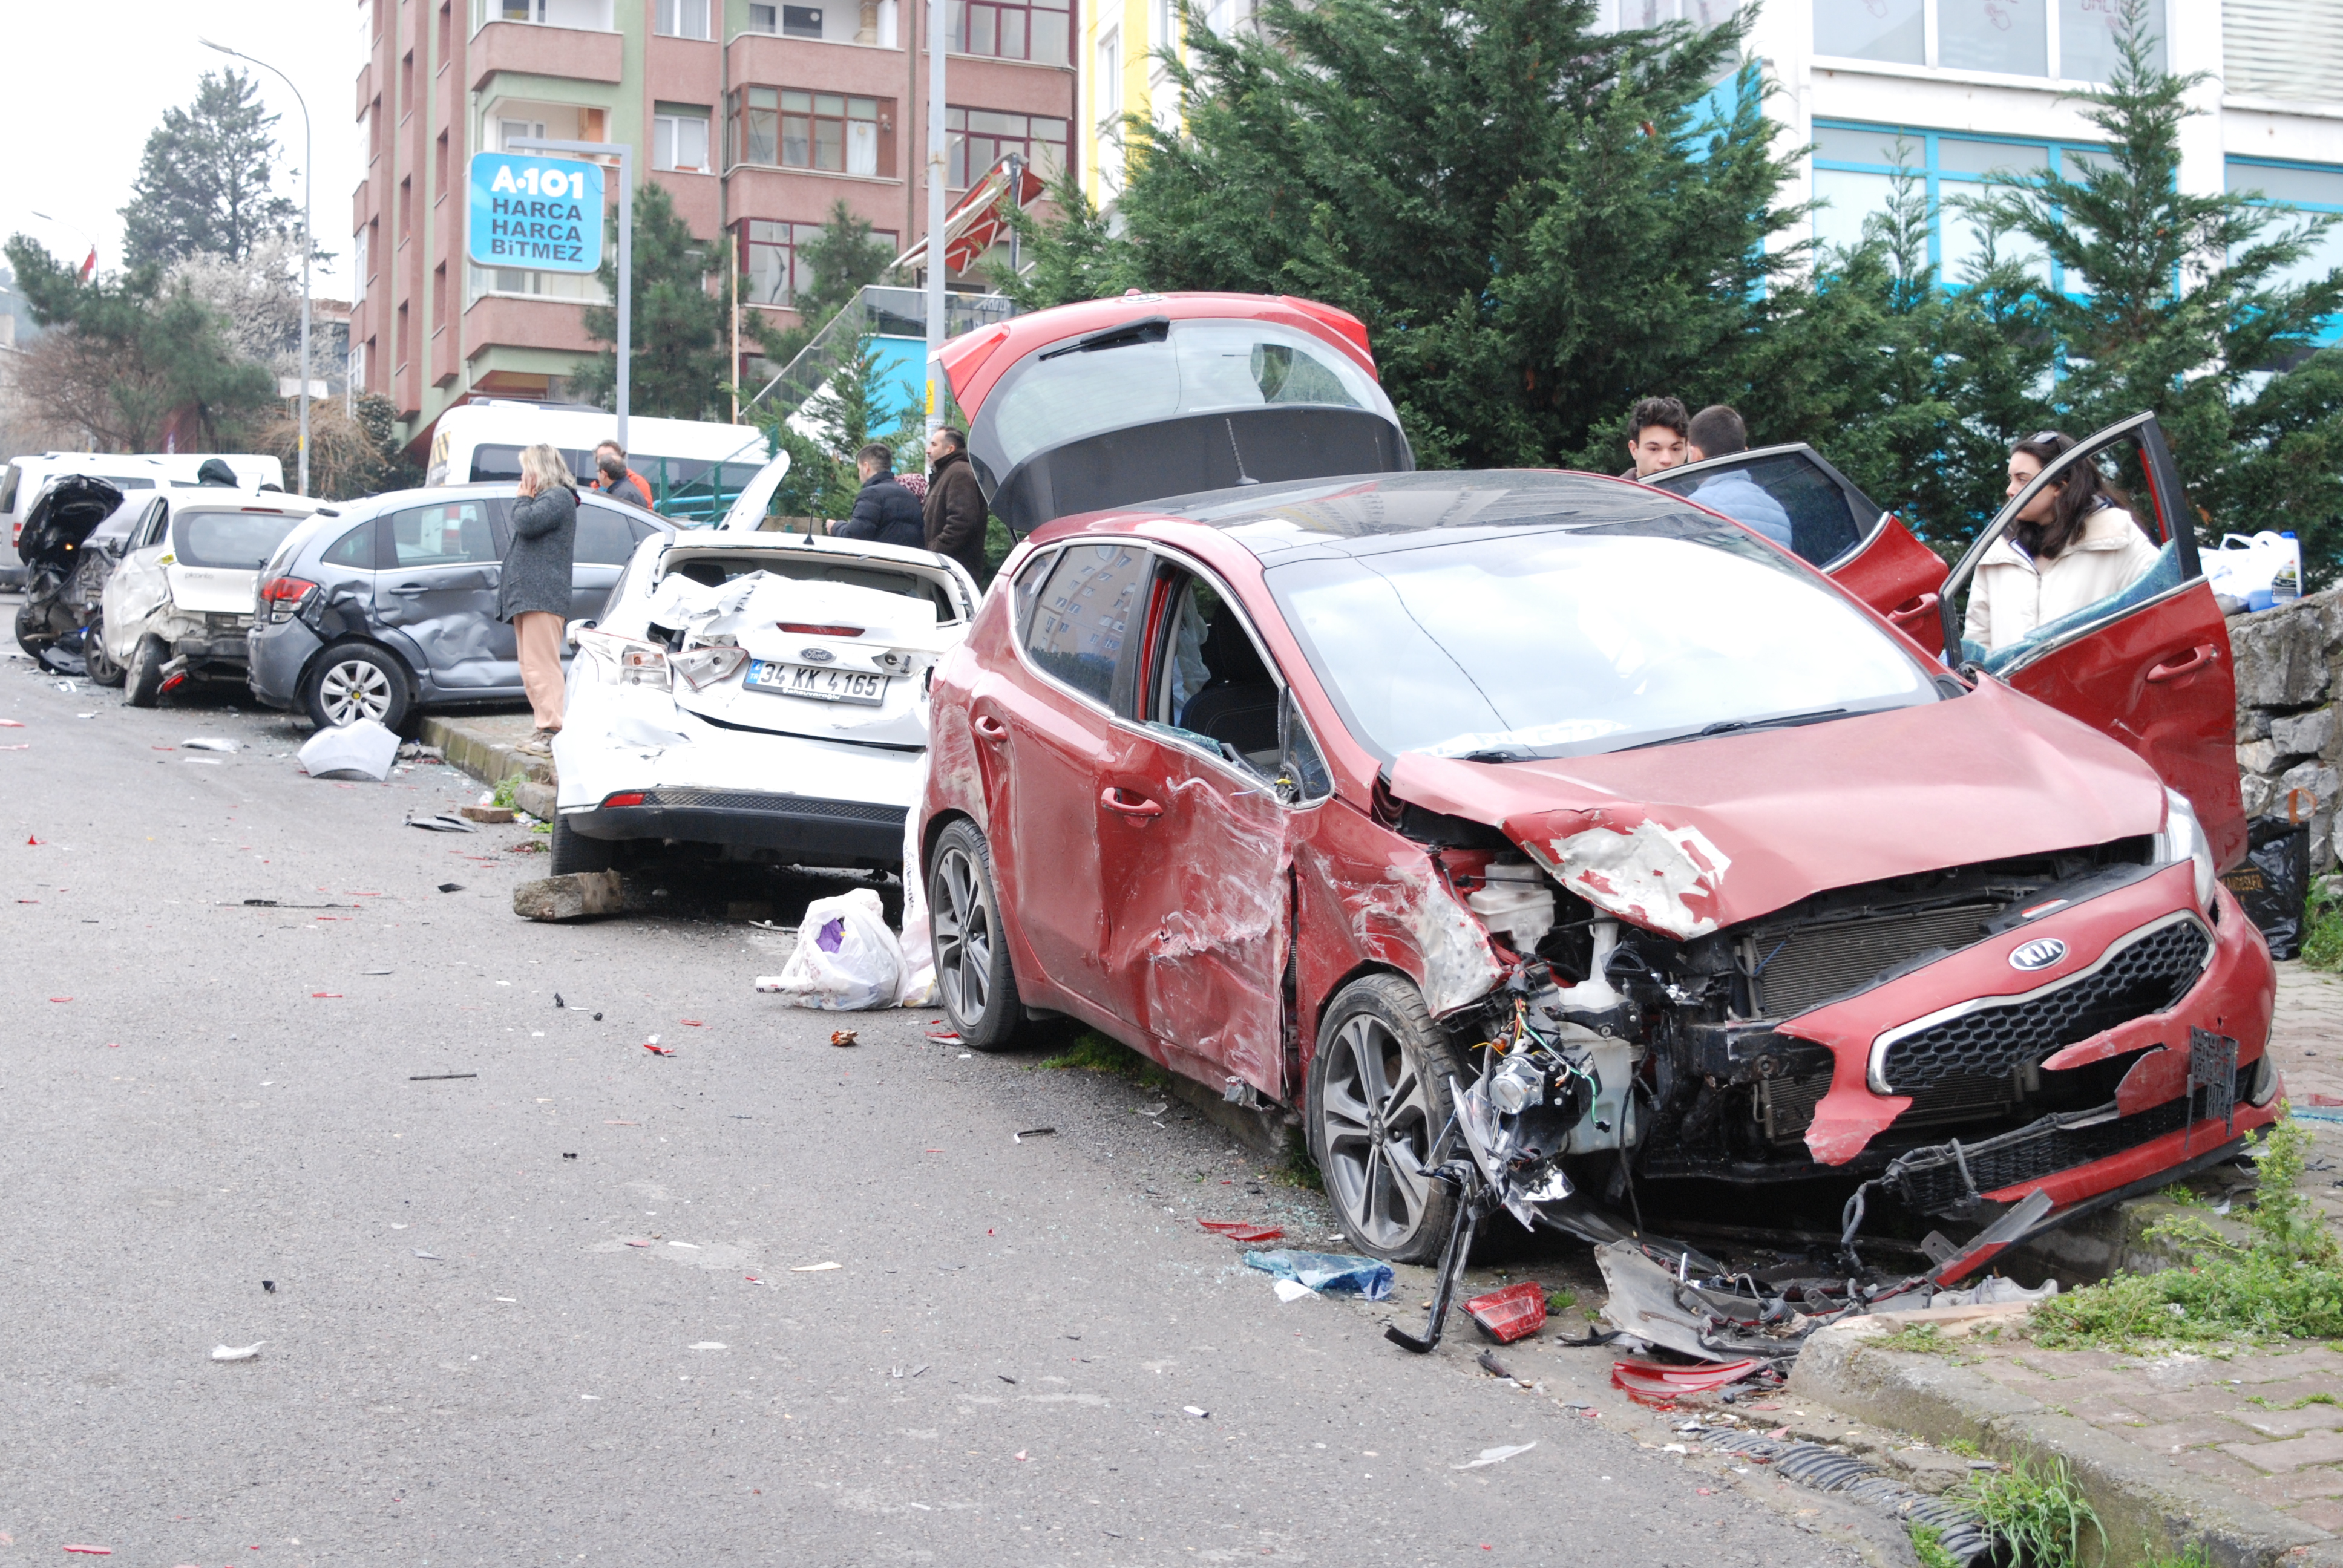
[1747,901,1999,1019]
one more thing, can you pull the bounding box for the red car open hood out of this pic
[1386,678,2166,939]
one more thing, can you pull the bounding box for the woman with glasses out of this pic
[1964,430,2162,653]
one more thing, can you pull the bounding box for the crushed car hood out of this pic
[1386,678,2165,938]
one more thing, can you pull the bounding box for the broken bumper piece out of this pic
[568,789,908,864]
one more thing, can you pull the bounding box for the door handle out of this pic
[1886,592,1939,627]
[2146,644,2215,684]
[1099,787,1164,818]
[972,714,1009,743]
[391,583,429,595]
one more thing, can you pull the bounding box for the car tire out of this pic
[124,634,167,708]
[1308,973,1467,1266]
[83,615,124,688]
[13,600,46,658]
[926,818,1024,1051]
[303,642,412,732]
[550,814,618,877]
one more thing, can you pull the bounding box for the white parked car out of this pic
[101,490,328,705]
[551,529,980,875]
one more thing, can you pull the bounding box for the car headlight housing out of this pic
[672,644,748,691]
[577,626,672,689]
[2155,787,2218,912]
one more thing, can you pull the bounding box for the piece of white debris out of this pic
[1273,1279,1317,1304]
[211,1342,264,1362]
[1184,1406,1209,1419]
[690,1341,728,1350]
[1455,1442,1537,1470]
[790,1261,842,1272]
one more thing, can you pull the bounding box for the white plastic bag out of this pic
[297,718,400,782]
[761,889,904,1011]
[2204,532,2296,599]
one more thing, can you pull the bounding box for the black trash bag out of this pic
[2221,815,2310,960]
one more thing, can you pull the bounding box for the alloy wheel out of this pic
[932,844,991,1025]
[1319,1012,1440,1251]
[318,658,393,725]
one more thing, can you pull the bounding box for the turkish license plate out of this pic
[747,659,888,705]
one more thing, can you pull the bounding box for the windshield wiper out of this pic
[1620,708,1851,752]
[1457,745,1537,763]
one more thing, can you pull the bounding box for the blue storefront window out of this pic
[2226,157,2343,348]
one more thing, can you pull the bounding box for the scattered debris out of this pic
[790,1261,842,1272]
[209,1343,263,1362]
[830,1029,858,1047]
[62,1546,113,1556]
[690,1341,727,1350]
[1475,1350,1516,1380]
[1454,1442,1536,1470]
[412,1250,442,1260]
[1133,1102,1167,1116]
[460,804,518,823]
[924,1026,962,1043]
[563,1152,577,1160]
[1244,1250,1394,1301]
[1183,1406,1209,1419]
[998,1373,1018,1385]
[181,737,238,752]
[1272,1279,1317,1304]
[1464,1282,1549,1345]
[513,870,621,922]
[408,1073,477,1082]
[300,720,399,782]
[643,1040,674,1057]
[1014,1127,1056,1142]
[554,994,566,1008]
[437,882,464,893]
[261,1281,275,1293]
[405,812,479,832]
[1611,1356,1763,1406]
[1199,1220,1286,1243]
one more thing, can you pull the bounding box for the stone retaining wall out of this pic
[2230,587,2343,872]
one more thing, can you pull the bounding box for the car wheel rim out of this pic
[1320,1013,1438,1250]
[320,660,392,725]
[932,845,990,1025]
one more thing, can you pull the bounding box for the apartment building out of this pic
[348,0,1078,451]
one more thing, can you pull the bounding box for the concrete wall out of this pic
[2231,587,2343,869]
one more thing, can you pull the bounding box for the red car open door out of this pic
[1938,413,2247,870]
[1645,443,1950,655]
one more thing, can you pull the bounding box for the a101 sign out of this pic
[467,152,604,273]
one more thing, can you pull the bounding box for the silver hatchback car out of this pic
[246,483,675,730]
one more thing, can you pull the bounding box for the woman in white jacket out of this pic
[1964,430,2164,653]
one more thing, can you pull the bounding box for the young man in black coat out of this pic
[831,443,926,550]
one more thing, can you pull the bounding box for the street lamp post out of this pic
[200,37,312,497]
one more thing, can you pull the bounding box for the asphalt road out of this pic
[0,654,1894,1568]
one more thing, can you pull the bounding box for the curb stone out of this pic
[420,713,552,789]
[1790,1316,2343,1567]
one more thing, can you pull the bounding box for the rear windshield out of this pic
[978,318,1396,476]
[657,551,962,623]
[173,508,307,570]
[1268,520,1938,762]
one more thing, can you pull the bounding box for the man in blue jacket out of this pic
[832,443,926,550]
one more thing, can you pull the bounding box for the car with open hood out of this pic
[910,291,2277,1270]
[549,527,980,875]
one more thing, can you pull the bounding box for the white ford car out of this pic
[550,529,981,876]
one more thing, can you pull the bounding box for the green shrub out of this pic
[1968,1454,2102,1568]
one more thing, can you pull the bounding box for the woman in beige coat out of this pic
[1964,430,2163,653]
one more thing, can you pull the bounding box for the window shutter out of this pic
[2225,0,2343,102]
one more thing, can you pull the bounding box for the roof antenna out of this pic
[1225,418,1259,485]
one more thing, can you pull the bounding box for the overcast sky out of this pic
[2,0,361,293]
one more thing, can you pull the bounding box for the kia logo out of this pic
[799,648,835,663]
[2009,938,2069,972]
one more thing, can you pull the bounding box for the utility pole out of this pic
[513,137,632,451]
[925,0,948,433]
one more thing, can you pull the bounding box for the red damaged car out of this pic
[913,291,2281,1270]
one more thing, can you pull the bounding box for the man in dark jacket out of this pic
[591,440,654,511]
[922,426,989,584]
[833,444,925,550]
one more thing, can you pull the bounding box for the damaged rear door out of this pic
[373,497,517,691]
[1939,412,2246,869]
[1647,444,1948,654]
[1093,554,1323,1099]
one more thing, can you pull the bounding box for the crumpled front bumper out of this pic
[1776,863,2276,1212]
[554,684,921,868]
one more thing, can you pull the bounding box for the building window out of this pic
[2228,158,2343,343]
[434,130,450,197]
[654,109,712,172]
[1810,122,2087,285]
[1810,0,2161,80]
[396,302,410,369]
[733,88,887,175]
[1096,28,1121,128]
[353,225,370,305]
[950,0,1069,63]
[497,117,547,151]
[655,0,710,38]
[749,2,778,28]
[399,175,413,239]
[946,106,1068,188]
[741,218,898,307]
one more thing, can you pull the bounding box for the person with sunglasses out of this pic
[1964,430,2161,653]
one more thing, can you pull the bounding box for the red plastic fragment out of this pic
[1610,1355,1762,1406]
[1198,1220,1286,1243]
[62,1549,113,1557]
[25,835,38,845]
[1464,1282,1550,1344]
[2307,1093,2343,1107]
[643,1042,675,1056]
[680,1019,704,1027]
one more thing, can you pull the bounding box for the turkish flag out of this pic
[79,248,95,282]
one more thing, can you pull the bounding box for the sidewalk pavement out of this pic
[1794,961,2343,1566]
[419,710,551,789]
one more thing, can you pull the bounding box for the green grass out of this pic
[1944,1437,1983,1458]
[1545,1290,1577,1315]
[1968,1454,2102,1568]
[2138,1544,2212,1568]
[1035,1031,1173,1091]
[2247,1390,2341,1411]
[1908,1523,1962,1568]
[489,773,527,810]
[1872,1322,1958,1355]
[1269,1142,1325,1192]
[2030,1120,2343,1350]
[2302,902,2343,971]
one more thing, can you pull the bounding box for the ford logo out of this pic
[2009,937,2068,972]
[799,648,836,663]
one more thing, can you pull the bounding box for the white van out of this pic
[0,452,287,586]
[423,402,773,526]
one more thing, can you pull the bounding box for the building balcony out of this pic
[468,19,623,94]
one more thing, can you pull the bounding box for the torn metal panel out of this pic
[1526,810,1731,940]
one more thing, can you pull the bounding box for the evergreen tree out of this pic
[762,329,921,521]
[574,182,742,419]
[4,235,275,451]
[1964,1,2343,573]
[755,200,900,374]
[119,69,302,269]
